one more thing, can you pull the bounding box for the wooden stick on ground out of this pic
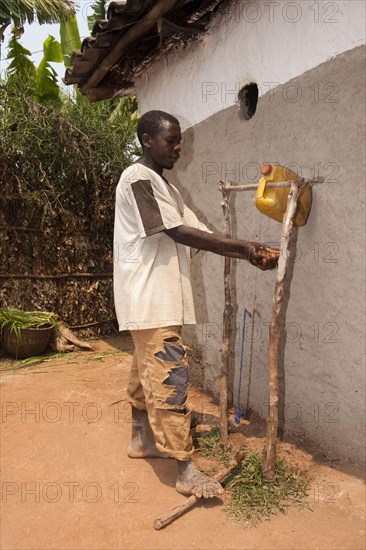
[154,451,245,530]
[262,181,302,477]
[219,183,233,444]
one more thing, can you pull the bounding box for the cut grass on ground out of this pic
[0,348,128,371]
[197,426,310,525]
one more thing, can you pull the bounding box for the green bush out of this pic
[0,71,140,222]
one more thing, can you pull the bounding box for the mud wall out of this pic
[169,45,365,464]
[136,0,365,130]
[132,0,365,463]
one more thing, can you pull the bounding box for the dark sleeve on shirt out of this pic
[131,179,165,236]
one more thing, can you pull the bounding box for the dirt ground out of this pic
[1,335,365,550]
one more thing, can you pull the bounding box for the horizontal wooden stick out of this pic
[67,318,117,329]
[0,273,112,280]
[219,176,324,192]
[0,225,94,235]
[153,452,245,530]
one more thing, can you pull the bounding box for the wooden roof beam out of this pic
[157,17,204,41]
[80,0,181,95]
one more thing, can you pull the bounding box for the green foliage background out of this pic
[0,3,140,331]
[0,71,140,227]
[0,2,141,333]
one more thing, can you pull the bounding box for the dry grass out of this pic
[198,427,310,525]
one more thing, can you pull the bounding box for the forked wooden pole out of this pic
[262,182,302,477]
[219,183,233,444]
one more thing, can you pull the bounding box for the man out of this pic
[114,110,279,499]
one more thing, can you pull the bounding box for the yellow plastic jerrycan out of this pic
[255,163,312,227]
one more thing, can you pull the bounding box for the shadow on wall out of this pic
[170,124,213,329]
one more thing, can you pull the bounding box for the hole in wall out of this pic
[238,82,259,120]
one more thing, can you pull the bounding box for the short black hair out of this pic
[136,110,180,146]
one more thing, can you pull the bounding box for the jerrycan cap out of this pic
[261,163,272,176]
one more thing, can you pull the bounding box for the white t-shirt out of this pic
[113,163,212,330]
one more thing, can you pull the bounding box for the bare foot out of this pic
[176,459,224,498]
[128,407,169,459]
[127,441,168,459]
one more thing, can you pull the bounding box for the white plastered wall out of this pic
[132,1,366,463]
[135,0,365,130]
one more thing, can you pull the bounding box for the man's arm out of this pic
[164,225,279,271]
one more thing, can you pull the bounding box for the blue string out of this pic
[235,308,252,425]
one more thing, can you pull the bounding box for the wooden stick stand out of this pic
[219,177,322,475]
[219,183,233,444]
[151,176,322,530]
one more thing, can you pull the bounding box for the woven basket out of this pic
[2,325,53,359]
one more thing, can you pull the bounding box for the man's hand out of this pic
[246,242,280,271]
[164,226,280,270]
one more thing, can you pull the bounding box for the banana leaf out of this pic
[60,14,81,67]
